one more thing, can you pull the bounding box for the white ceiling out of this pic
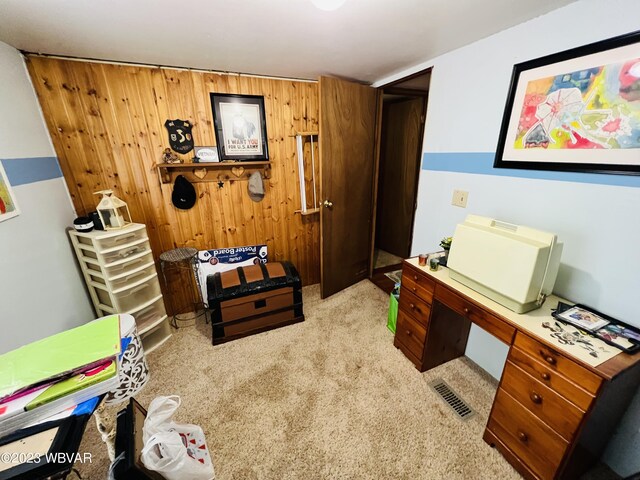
[0,0,576,84]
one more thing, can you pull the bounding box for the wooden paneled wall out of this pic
[26,56,320,313]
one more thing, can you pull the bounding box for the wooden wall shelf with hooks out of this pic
[156,161,271,184]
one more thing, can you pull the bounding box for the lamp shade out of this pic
[103,314,149,406]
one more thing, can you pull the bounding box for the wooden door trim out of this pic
[368,89,384,277]
[379,67,433,90]
[371,67,432,272]
[383,87,430,97]
[319,78,326,294]
[405,95,429,257]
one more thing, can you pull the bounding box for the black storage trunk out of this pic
[207,261,304,344]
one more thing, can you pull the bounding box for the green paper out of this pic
[0,315,121,400]
[26,360,117,410]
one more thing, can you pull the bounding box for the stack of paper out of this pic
[0,315,122,437]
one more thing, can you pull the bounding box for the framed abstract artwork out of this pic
[494,30,640,175]
[0,161,20,222]
[210,93,269,161]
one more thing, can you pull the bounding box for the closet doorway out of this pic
[370,69,431,292]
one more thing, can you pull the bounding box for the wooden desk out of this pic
[395,258,640,480]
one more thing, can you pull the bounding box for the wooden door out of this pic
[375,97,424,257]
[319,76,379,298]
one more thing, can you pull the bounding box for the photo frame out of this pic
[193,146,220,163]
[552,303,640,354]
[494,30,640,175]
[0,161,20,222]
[210,93,269,161]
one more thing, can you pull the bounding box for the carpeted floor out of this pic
[76,280,619,479]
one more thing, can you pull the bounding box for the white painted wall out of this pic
[375,0,640,476]
[0,41,94,354]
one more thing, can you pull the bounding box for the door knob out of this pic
[323,200,334,209]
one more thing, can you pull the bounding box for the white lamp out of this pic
[94,190,132,230]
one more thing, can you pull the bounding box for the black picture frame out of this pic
[552,303,640,354]
[210,93,269,162]
[494,30,640,176]
[0,413,93,480]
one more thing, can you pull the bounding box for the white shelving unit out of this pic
[69,223,172,353]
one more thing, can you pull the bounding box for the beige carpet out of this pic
[76,280,618,479]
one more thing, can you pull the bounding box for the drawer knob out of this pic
[530,392,542,404]
[518,431,528,443]
[540,351,556,365]
[410,303,415,310]
[541,372,551,381]
[406,330,411,336]
[463,307,470,315]
[412,286,417,292]
[413,275,418,281]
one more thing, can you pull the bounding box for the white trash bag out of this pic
[141,396,215,480]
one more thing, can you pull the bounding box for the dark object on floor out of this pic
[111,398,163,480]
[207,262,304,344]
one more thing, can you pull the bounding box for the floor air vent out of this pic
[427,379,476,420]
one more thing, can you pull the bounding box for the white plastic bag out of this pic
[141,396,215,480]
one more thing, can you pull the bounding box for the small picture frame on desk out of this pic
[553,303,640,354]
[554,305,609,332]
[594,324,640,352]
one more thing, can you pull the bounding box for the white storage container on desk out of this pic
[69,223,172,353]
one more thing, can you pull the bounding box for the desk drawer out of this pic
[435,284,515,345]
[489,388,569,480]
[501,361,585,442]
[395,308,426,360]
[509,346,595,412]
[514,332,602,395]
[401,266,434,304]
[399,287,431,326]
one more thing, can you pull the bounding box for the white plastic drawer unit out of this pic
[87,263,158,290]
[133,297,168,335]
[142,321,173,353]
[68,223,172,352]
[85,251,155,279]
[72,224,147,251]
[95,276,162,313]
[79,239,151,264]
[94,228,147,251]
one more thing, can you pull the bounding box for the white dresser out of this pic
[68,223,171,353]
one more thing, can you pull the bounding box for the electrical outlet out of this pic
[452,189,468,208]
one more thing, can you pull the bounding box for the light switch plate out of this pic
[452,189,468,208]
